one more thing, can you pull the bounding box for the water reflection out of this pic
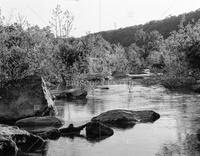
[18,141,49,156]
[20,83,200,156]
[156,134,200,156]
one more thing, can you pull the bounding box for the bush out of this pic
[1,46,29,81]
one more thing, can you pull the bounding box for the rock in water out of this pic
[0,136,18,156]
[111,71,127,79]
[86,121,114,139]
[38,128,60,140]
[16,116,64,127]
[59,123,87,136]
[92,109,160,128]
[55,88,87,100]
[0,124,45,154]
[0,75,56,123]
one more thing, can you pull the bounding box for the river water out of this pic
[30,82,200,156]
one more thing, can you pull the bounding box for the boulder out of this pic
[111,71,127,79]
[37,123,88,140]
[55,88,87,100]
[0,75,56,123]
[86,121,114,139]
[16,116,64,127]
[38,128,60,140]
[92,109,160,127]
[0,124,45,153]
[0,136,18,156]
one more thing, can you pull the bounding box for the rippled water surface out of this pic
[31,82,200,156]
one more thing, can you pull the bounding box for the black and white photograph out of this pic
[0,0,200,156]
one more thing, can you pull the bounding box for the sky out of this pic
[1,0,200,37]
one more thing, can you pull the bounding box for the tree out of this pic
[50,4,74,38]
[111,44,128,72]
[15,13,29,29]
[0,9,5,26]
[125,43,144,72]
[134,29,164,59]
[62,10,74,38]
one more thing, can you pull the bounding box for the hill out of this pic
[98,9,200,47]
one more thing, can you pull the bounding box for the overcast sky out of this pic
[1,0,200,37]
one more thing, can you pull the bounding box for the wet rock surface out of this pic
[0,124,45,155]
[0,136,18,156]
[38,128,60,140]
[16,116,64,127]
[54,88,87,100]
[92,109,160,127]
[0,75,55,123]
[86,121,114,139]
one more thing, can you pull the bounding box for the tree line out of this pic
[0,5,200,90]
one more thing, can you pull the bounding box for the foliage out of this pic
[150,20,200,89]
[99,9,200,47]
[125,43,144,73]
[0,46,29,81]
[1,6,200,91]
[110,44,128,72]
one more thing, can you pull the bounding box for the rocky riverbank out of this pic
[0,75,56,124]
[0,75,164,155]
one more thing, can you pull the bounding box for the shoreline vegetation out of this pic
[1,5,200,155]
[0,7,200,92]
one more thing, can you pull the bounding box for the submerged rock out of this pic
[0,75,56,123]
[86,121,114,139]
[92,109,160,127]
[16,116,64,128]
[37,124,87,140]
[0,124,45,154]
[55,88,87,100]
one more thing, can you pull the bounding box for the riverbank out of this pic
[137,73,200,94]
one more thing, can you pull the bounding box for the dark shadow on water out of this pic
[165,88,199,95]
[73,99,88,105]
[55,98,88,105]
[17,141,48,156]
[156,134,200,156]
[86,135,113,143]
[61,134,85,139]
[60,133,113,143]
